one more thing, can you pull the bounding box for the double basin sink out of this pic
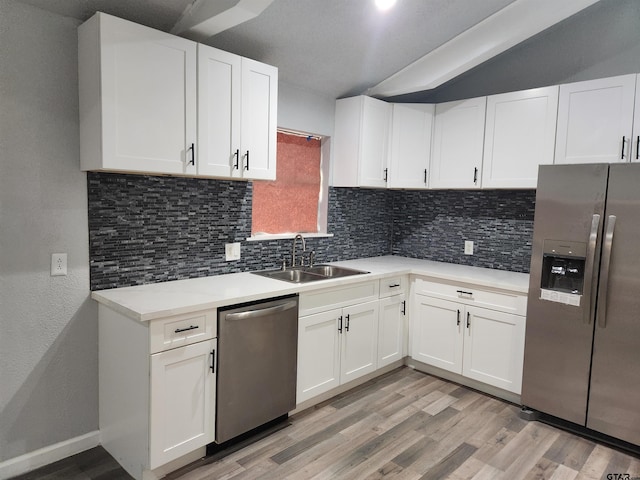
[253,264,369,284]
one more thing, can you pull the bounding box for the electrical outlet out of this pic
[51,253,67,276]
[464,240,474,255]
[225,242,241,261]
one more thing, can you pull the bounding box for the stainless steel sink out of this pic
[252,264,369,283]
[303,264,369,278]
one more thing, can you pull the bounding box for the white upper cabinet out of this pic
[197,46,241,178]
[482,86,559,188]
[333,96,392,188]
[430,97,486,189]
[631,76,640,162]
[555,74,636,164]
[79,13,197,175]
[239,58,278,180]
[79,13,277,180]
[198,46,278,180]
[388,104,434,189]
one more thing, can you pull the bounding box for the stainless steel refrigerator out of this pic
[522,163,640,447]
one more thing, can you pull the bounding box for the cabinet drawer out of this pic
[150,310,216,354]
[379,275,407,298]
[299,280,379,316]
[413,277,527,316]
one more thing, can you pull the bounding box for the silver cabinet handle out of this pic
[597,215,616,328]
[225,300,297,321]
[582,214,600,324]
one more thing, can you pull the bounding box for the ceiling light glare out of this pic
[375,0,397,11]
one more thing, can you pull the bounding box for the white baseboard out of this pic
[0,430,100,480]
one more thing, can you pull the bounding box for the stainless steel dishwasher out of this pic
[216,294,298,444]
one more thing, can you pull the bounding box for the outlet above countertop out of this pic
[91,255,530,322]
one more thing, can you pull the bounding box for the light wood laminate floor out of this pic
[14,367,640,480]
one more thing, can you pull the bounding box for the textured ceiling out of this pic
[16,0,518,99]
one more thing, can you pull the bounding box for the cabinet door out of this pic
[555,74,636,164]
[341,300,379,383]
[430,97,486,189]
[388,104,434,189]
[631,75,640,162]
[297,309,341,404]
[332,96,391,188]
[99,14,197,175]
[149,339,215,469]
[463,307,525,394]
[240,58,278,180]
[360,97,392,188]
[483,86,558,188]
[197,45,241,177]
[411,295,463,374]
[378,294,406,368]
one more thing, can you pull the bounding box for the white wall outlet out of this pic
[464,240,474,255]
[225,242,241,261]
[51,253,67,276]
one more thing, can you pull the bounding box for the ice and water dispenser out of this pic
[539,240,586,306]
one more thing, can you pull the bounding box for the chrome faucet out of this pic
[291,234,306,267]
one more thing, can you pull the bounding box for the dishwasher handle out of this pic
[225,300,298,321]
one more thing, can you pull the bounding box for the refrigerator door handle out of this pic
[582,214,601,324]
[597,215,617,329]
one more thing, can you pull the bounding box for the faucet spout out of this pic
[291,234,306,267]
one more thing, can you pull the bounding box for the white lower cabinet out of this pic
[99,305,217,480]
[296,276,409,405]
[297,300,379,403]
[150,339,216,469]
[378,293,406,368]
[340,301,380,383]
[297,309,342,401]
[411,278,526,394]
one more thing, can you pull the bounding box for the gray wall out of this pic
[0,0,97,463]
[388,0,640,103]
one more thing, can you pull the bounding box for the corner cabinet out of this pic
[555,74,637,165]
[198,45,277,180]
[430,97,486,189]
[79,13,277,180]
[482,86,559,188]
[332,96,392,188]
[99,305,217,480]
[411,277,526,395]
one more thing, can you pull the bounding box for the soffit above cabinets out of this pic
[16,0,601,99]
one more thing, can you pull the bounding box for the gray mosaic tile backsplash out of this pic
[88,173,535,290]
[390,189,535,272]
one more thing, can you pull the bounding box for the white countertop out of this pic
[91,255,530,322]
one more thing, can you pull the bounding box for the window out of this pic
[251,130,329,237]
